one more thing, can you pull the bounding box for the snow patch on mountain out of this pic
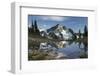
[40,24,75,40]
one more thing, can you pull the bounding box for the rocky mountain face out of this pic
[40,24,76,40]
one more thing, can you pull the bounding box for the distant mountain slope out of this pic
[40,24,76,40]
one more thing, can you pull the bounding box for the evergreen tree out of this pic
[32,20,35,32]
[28,27,31,33]
[34,20,38,32]
[84,25,88,37]
[34,20,40,35]
[79,29,81,38]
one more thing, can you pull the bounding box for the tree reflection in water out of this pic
[78,40,88,58]
[28,40,88,60]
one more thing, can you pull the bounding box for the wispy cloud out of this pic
[41,16,66,21]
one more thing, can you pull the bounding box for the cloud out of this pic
[41,16,66,21]
[38,24,48,31]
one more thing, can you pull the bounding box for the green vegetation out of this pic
[28,49,57,60]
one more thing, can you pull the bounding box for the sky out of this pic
[28,15,88,33]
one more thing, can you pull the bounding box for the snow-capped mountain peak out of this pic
[40,24,75,40]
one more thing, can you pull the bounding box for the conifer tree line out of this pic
[28,20,40,35]
[78,25,88,38]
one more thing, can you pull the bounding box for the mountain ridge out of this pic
[40,24,76,40]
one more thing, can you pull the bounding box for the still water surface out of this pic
[28,40,88,59]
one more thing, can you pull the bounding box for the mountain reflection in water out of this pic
[28,40,88,60]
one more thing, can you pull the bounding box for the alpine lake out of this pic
[28,35,88,60]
